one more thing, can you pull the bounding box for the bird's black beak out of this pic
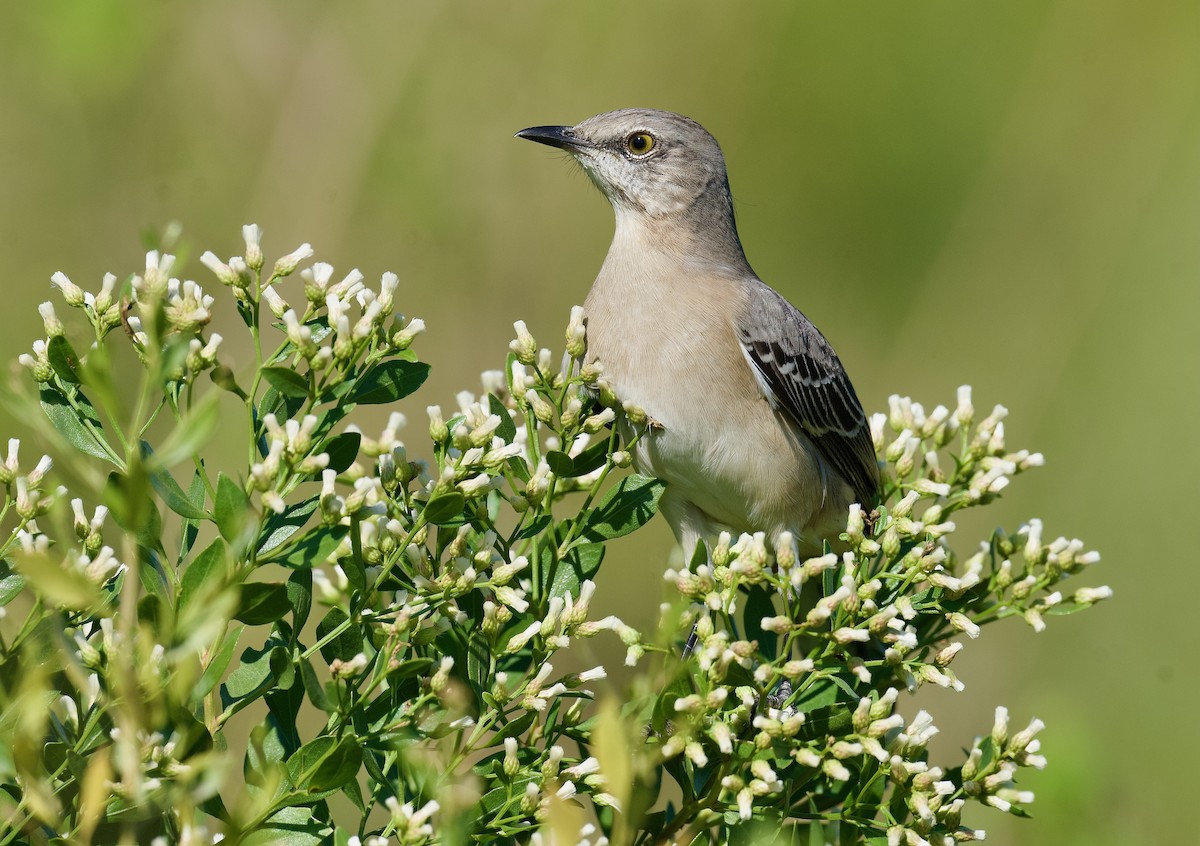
[515,125,590,152]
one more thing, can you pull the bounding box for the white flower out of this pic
[273,243,314,277]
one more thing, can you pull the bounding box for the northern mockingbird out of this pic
[517,108,879,559]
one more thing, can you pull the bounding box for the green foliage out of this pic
[0,230,1109,845]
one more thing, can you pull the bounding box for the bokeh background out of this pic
[2,1,1197,842]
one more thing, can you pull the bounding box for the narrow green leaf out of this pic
[422,491,465,525]
[210,365,248,399]
[235,582,291,625]
[47,336,82,384]
[178,469,207,563]
[282,736,362,804]
[300,658,331,712]
[104,468,164,554]
[744,585,778,661]
[39,387,116,465]
[315,607,360,663]
[388,658,433,680]
[310,738,362,793]
[348,359,430,405]
[259,386,304,424]
[194,624,244,701]
[575,475,666,544]
[545,451,575,477]
[287,568,313,633]
[258,496,319,554]
[269,647,297,690]
[154,392,221,468]
[568,439,610,477]
[179,538,228,614]
[263,524,348,569]
[513,514,551,541]
[241,806,328,846]
[261,366,311,399]
[214,473,249,543]
[550,543,605,601]
[140,442,208,519]
[0,559,26,606]
[488,393,517,443]
[221,638,283,706]
[321,431,360,474]
[493,710,537,742]
[14,552,101,610]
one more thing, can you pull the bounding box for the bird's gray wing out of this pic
[736,280,880,506]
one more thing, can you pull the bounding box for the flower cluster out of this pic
[0,227,1107,846]
[634,385,1109,843]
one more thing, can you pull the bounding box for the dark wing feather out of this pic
[737,281,880,506]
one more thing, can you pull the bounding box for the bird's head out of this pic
[516,108,731,221]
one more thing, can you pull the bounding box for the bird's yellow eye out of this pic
[626,132,656,156]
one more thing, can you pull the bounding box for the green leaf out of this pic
[348,359,430,405]
[422,491,465,525]
[194,624,244,701]
[287,569,313,633]
[14,552,101,610]
[235,582,291,625]
[315,607,360,663]
[546,442,609,478]
[285,736,362,801]
[0,559,26,606]
[178,469,207,563]
[550,543,605,601]
[140,442,208,519]
[546,450,575,476]
[154,392,221,468]
[263,524,349,569]
[221,638,284,707]
[795,703,855,743]
[179,538,228,614]
[488,393,516,443]
[104,468,164,554]
[321,431,360,474]
[258,386,304,425]
[39,387,117,465]
[214,473,249,543]
[513,514,551,541]
[47,335,82,384]
[269,648,297,690]
[388,658,433,680]
[492,710,537,742]
[210,365,248,399]
[300,658,331,712]
[241,806,328,846]
[744,585,778,661]
[574,475,666,544]
[310,738,363,794]
[258,496,319,554]
[261,366,311,399]
[569,439,610,477]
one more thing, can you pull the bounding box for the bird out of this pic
[516,108,879,560]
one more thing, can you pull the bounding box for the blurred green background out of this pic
[2,1,1196,842]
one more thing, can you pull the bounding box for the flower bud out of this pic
[51,272,86,308]
[509,320,537,364]
[565,305,586,359]
[272,243,314,278]
[242,224,264,271]
[427,405,448,443]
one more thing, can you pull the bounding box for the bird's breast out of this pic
[584,280,836,537]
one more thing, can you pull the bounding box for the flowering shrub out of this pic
[0,228,1109,845]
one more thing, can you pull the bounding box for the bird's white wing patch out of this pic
[738,342,779,410]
